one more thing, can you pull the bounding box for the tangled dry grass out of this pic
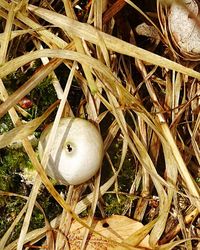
[0,0,199,249]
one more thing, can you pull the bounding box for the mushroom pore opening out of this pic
[66,144,73,152]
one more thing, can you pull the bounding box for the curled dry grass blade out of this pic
[116,218,158,250]
[21,139,135,249]
[192,112,200,164]
[0,49,157,132]
[0,57,62,118]
[28,4,200,79]
[0,0,67,49]
[0,1,199,249]
[0,1,15,63]
[0,57,132,250]
[100,84,170,247]
[0,191,51,249]
[0,101,58,149]
[0,205,28,249]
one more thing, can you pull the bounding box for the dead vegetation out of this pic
[0,0,199,249]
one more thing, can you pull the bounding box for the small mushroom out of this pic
[38,118,104,185]
[168,0,200,56]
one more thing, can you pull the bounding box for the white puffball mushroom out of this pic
[38,118,104,185]
[169,0,200,54]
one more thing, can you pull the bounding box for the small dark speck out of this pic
[67,144,73,152]
[102,222,109,228]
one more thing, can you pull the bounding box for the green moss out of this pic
[101,132,135,191]
[0,197,26,240]
[0,148,32,191]
[104,194,130,216]
[100,131,136,217]
[118,156,135,192]
[3,64,57,122]
[196,177,200,183]
[0,114,14,134]
[0,147,62,244]
[0,61,61,244]
[36,186,64,221]
[0,196,46,245]
[0,148,31,242]
[30,208,45,230]
[3,69,32,94]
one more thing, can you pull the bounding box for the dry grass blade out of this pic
[0,1,199,249]
[0,29,37,41]
[127,127,172,246]
[23,140,135,249]
[116,218,157,250]
[0,101,58,149]
[101,80,169,247]
[0,8,27,30]
[0,57,62,118]
[135,48,199,242]
[62,0,97,97]
[125,0,164,39]
[0,49,143,120]
[0,0,67,49]
[103,0,126,24]
[161,123,200,208]
[156,237,200,250]
[4,227,48,250]
[159,207,199,244]
[0,1,15,62]
[0,204,27,249]
[28,4,200,79]
[16,63,76,250]
[192,112,200,165]
[149,144,178,246]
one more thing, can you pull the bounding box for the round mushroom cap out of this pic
[38,118,104,185]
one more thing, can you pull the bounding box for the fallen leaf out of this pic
[66,215,151,249]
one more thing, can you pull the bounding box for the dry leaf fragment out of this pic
[136,23,160,43]
[66,215,151,249]
[136,22,160,50]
